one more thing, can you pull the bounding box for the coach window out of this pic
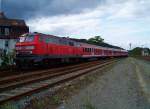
[89,48,91,52]
[85,48,87,52]
[87,48,89,52]
[84,48,86,52]
[92,48,94,52]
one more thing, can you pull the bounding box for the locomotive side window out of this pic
[45,38,51,43]
[45,37,59,44]
[59,39,68,45]
[39,36,44,42]
[69,42,74,46]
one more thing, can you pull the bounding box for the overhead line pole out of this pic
[0,0,2,12]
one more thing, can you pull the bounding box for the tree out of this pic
[128,47,142,56]
[87,36,104,45]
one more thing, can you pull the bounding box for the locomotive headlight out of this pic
[16,46,22,50]
[25,46,35,50]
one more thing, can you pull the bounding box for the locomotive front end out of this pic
[15,33,37,67]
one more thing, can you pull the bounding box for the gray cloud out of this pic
[2,0,104,19]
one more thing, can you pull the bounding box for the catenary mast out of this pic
[0,0,2,12]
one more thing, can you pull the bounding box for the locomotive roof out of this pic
[32,32,76,42]
[30,32,127,52]
[70,38,127,52]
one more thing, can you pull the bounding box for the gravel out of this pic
[58,58,150,109]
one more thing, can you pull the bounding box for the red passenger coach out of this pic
[15,32,128,67]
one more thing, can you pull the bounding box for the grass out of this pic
[28,97,47,109]
[0,103,18,109]
[83,98,97,109]
[51,95,61,105]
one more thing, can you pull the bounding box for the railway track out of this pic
[0,59,118,104]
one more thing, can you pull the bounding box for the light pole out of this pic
[129,43,132,50]
[0,0,2,12]
[0,0,4,13]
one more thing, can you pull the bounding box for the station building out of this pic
[142,48,149,56]
[0,12,29,64]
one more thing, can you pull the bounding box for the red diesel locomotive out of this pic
[15,32,128,66]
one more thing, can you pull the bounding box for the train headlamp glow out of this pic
[16,46,22,50]
[16,46,35,50]
[25,46,35,50]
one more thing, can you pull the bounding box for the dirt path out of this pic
[58,58,150,109]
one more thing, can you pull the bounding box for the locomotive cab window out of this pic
[25,35,34,42]
[20,34,35,42]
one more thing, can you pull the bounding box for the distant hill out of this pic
[71,38,124,50]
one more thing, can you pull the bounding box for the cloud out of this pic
[27,8,102,36]
[3,0,103,19]
[108,0,150,20]
[3,0,150,49]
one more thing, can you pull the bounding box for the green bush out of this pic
[0,52,15,69]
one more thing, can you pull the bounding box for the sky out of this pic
[2,0,150,49]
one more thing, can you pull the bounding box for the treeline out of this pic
[71,36,124,49]
[129,47,150,56]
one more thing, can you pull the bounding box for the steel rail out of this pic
[0,61,102,92]
[0,59,118,105]
[0,61,101,84]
